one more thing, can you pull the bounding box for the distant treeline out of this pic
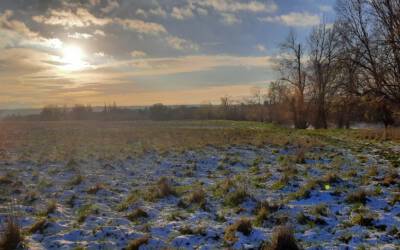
[3,94,399,128]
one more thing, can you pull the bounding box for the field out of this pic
[0,121,399,249]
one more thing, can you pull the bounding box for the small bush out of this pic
[126,235,150,250]
[263,225,301,250]
[0,215,23,250]
[224,218,253,243]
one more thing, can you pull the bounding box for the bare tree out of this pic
[279,31,309,129]
[336,0,400,104]
[307,22,340,128]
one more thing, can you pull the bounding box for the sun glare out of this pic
[61,45,86,71]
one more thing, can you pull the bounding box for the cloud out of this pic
[101,0,120,13]
[130,50,147,58]
[89,0,101,6]
[33,8,166,35]
[99,54,275,77]
[220,13,241,25]
[319,5,333,12]
[166,36,199,51]
[259,12,320,27]
[255,44,266,52]
[198,0,277,13]
[94,29,105,36]
[0,10,64,50]
[68,32,93,39]
[33,8,111,27]
[149,7,168,18]
[171,5,194,20]
[115,18,166,35]
[1,10,38,38]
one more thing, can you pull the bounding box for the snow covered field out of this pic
[0,121,399,249]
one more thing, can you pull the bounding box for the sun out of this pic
[61,45,86,70]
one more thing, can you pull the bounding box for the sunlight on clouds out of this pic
[59,45,90,71]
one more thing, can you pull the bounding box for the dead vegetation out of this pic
[0,215,23,250]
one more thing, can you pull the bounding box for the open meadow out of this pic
[0,121,399,249]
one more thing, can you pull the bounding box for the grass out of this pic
[0,215,23,250]
[76,204,98,223]
[144,177,176,202]
[28,218,47,234]
[346,189,369,205]
[126,208,148,222]
[223,186,249,207]
[0,120,398,248]
[126,235,150,250]
[224,218,253,244]
[263,225,301,250]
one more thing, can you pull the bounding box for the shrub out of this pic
[263,225,301,250]
[224,218,253,243]
[126,235,150,250]
[0,215,23,250]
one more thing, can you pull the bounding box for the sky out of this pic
[0,0,336,109]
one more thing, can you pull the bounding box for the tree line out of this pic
[273,0,400,129]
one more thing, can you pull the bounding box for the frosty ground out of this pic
[0,121,399,249]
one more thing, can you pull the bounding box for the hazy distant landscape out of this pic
[1,0,400,250]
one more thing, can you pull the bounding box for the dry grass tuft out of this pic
[126,208,148,222]
[126,235,150,250]
[146,177,176,201]
[0,215,23,250]
[28,219,47,234]
[263,225,301,250]
[346,189,369,205]
[224,218,252,243]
